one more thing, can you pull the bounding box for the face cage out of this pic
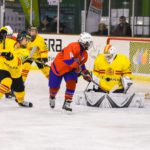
[81,41,93,50]
[104,54,114,62]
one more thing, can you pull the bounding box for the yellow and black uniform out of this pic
[0,30,16,98]
[22,34,50,81]
[0,46,32,107]
[0,37,16,52]
[93,54,132,92]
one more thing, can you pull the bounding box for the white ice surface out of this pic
[0,70,150,150]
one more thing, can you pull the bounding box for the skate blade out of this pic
[62,109,73,115]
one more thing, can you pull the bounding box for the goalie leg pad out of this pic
[84,91,106,107]
[105,93,144,108]
[76,90,145,108]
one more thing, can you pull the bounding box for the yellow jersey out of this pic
[0,47,29,78]
[15,47,29,62]
[93,54,132,91]
[0,38,15,52]
[27,34,48,59]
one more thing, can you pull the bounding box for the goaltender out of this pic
[93,44,133,93]
[80,44,144,108]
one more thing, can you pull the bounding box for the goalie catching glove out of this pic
[121,76,133,93]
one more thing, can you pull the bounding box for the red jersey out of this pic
[51,42,88,76]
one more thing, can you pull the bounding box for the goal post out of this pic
[106,37,150,45]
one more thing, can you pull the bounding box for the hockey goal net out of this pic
[107,37,150,99]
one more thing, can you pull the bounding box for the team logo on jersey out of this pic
[106,67,114,75]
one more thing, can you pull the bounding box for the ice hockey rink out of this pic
[0,70,150,150]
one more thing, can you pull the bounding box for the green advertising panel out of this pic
[130,42,150,74]
[19,0,40,27]
[19,0,30,24]
[32,0,40,26]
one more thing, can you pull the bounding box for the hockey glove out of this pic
[0,52,14,60]
[75,65,82,74]
[81,70,92,82]
[41,58,48,64]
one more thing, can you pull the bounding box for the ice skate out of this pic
[49,97,55,108]
[16,99,33,107]
[62,100,72,111]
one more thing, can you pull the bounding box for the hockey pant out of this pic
[0,70,25,103]
[22,59,50,82]
[49,69,77,102]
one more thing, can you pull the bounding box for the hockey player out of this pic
[0,26,16,98]
[0,26,17,98]
[93,44,133,93]
[49,32,93,111]
[14,31,31,57]
[21,26,50,82]
[0,31,33,107]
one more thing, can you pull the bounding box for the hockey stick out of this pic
[29,46,37,58]
[80,72,99,87]
[30,58,50,67]
[80,72,108,93]
[23,46,37,63]
[82,75,106,107]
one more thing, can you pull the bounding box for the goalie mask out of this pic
[104,44,116,63]
[78,32,93,50]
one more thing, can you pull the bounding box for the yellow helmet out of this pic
[0,25,13,35]
[0,26,7,32]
